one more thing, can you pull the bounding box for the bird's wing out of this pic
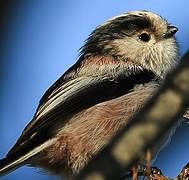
[0,76,117,177]
[8,75,120,155]
[0,64,156,177]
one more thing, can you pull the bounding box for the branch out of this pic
[74,51,189,180]
[149,163,189,180]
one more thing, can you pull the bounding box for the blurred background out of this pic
[0,0,188,180]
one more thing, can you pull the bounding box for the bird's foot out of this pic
[120,165,163,180]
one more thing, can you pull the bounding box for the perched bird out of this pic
[0,10,179,179]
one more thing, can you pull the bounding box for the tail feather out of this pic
[0,155,26,177]
[0,138,56,177]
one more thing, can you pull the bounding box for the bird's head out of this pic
[80,10,179,79]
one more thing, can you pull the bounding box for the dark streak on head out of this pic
[80,15,151,59]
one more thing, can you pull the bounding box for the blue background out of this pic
[0,0,189,180]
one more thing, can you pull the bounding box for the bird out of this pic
[0,10,179,179]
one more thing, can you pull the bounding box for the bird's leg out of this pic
[121,163,189,180]
[120,149,165,180]
[120,164,162,179]
[140,165,164,180]
[145,149,167,180]
[133,164,139,180]
[146,149,152,179]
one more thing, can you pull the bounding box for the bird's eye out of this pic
[139,32,151,42]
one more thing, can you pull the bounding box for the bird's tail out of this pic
[0,138,56,177]
[0,155,27,177]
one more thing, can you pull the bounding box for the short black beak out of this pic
[163,26,178,38]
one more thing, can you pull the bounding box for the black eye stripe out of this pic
[139,33,151,42]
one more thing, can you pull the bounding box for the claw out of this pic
[151,167,162,175]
